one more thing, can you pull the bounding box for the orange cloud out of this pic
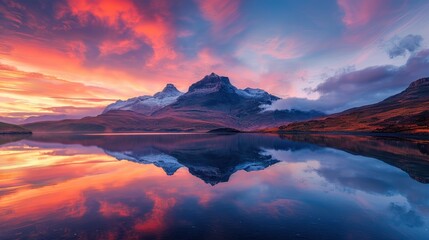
[99,39,141,56]
[66,0,177,65]
[0,36,149,98]
[0,64,113,99]
[134,192,176,233]
[99,201,136,217]
[0,63,116,118]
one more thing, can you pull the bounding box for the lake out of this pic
[1,133,429,240]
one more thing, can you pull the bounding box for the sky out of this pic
[1,0,429,123]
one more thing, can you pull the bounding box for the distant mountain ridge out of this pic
[272,77,429,134]
[0,122,32,134]
[24,73,324,133]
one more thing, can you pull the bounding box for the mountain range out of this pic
[6,74,429,135]
[271,77,429,134]
[24,73,323,133]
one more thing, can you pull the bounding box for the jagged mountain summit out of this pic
[172,72,279,106]
[24,73,324,133]
[182,73,278,101]
[272,77,429,134]
[104,83,183,115]
[186,72,236,95]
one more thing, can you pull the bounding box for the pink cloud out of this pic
[66,0,138,27]
[337,0,410,46]
[99,39,140,56]
[337,0,386,27]
[197,0,243,37]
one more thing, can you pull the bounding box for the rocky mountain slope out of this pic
[272,77,429,134]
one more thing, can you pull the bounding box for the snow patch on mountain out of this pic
[236,88,279,101]
[104,96,150,112]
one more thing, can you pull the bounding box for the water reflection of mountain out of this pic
[91,134,313,185]
[28,134,316,185]
[0,134,29,145]
[280,134,429,183]
[25,133,429,184]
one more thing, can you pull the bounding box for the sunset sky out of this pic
[1,0,429,123]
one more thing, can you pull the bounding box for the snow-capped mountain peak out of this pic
[103,84,183,115]
[154,83,182,98]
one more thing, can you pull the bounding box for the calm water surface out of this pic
[1,133,429,240]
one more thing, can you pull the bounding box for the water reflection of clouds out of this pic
[1,135,429,239]
[262,146,429,234]
[390,203,424,228]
